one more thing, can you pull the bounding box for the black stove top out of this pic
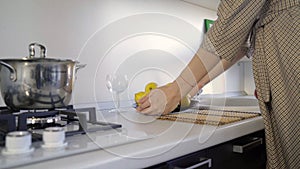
[0,106,121,146]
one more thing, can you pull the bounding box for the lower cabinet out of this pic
[206,130,266,169]
[147,130,266,169]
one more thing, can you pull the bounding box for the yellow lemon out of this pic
[134,91,146,105]
[145,82,158,93]
[180,94,191,109]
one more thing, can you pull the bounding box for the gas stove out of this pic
[0,106,121,145]
[0,106,144,169]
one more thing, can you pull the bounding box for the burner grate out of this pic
[0,113,16,132]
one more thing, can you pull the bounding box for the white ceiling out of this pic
[181,0,220,11]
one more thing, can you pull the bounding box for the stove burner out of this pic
[27,115,61,125]
[18,110,61,130]
[26,114,62,130]
[27,122,64,130]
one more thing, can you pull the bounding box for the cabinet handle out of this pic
[233,137,263,154]
[185,158,212,169]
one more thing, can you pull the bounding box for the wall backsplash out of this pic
[0,0,254,108]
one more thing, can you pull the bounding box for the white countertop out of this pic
[11,103,264,169]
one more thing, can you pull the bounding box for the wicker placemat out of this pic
[158,109,260,126]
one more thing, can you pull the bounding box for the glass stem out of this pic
[115,92,120,109]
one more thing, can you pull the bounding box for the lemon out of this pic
[134,82,190,110]
[180,94,191,109]
[145,82,158,93]
[134,82,157,106]
[134,91,146,105]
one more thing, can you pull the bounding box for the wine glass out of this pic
[106,74,128,112]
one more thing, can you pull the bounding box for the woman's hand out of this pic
[136,82,181,115]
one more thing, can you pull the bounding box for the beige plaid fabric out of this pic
[202,0,300,169]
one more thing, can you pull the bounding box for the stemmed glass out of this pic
[106,74,128,112]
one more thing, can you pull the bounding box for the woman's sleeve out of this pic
[201,0,267,61]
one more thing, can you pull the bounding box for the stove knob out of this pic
[42,127,67,149]
[2,131,34,155]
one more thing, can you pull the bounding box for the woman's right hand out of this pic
[136,82,182,115]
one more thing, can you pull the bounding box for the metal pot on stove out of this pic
[0,43,86,111]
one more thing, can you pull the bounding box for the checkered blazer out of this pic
[201,0,299,168]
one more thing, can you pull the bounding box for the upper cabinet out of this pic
[182,0,220,11]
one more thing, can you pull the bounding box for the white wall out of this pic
[0,0,249,108]
[243,61,256,95]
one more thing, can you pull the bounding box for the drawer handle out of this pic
[233,137,263,153]
[186,158,212,169]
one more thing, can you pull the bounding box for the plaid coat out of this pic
[202,0,299,168]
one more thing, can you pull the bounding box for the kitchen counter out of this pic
[11,101,264,169]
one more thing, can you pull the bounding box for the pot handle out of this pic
[75,64,87,73]
[28,43,46,58]
[0,61,17,81]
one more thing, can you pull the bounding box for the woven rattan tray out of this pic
[158,109,260,126]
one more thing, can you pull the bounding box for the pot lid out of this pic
[1,57,76,63]
[1,43,76,63]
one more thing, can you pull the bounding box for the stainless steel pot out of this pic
[0,43,85,111]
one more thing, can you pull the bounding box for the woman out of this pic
[136,0,299,169]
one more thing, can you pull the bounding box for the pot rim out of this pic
[0,57,77,63]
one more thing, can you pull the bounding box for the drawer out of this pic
[206,130,266,169]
